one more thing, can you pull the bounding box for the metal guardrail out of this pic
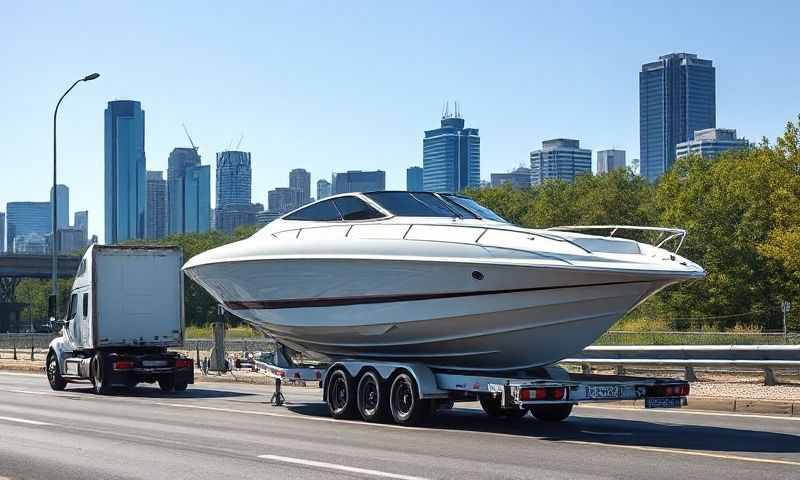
[562,345,800,385]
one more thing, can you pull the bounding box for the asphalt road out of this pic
[1,372,799,480]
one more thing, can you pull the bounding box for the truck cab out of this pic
[47,245,193,394]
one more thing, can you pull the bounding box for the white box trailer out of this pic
[47,245,193,394]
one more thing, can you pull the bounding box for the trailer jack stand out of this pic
[271,377,286,406]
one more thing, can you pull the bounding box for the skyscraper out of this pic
[317,179,331,199]
[640,53,715,182]
[6,202,50,253]
[596,150,627,174]
[490,167,532,188]
[105,100,146,244]
[167,147,201,235]
[289,168,311,205]
[50,184,69,229]
[215,150,252,232]
[331,170,386,194]
[422,106,480,192]
[0,212,5,253]
[74,210,88,233]
[406,166,423,191]
[268,187,305,213]
[676,128,749,159]
[530,139,592,185]
[183,164,210,233]
[146,171,167,240]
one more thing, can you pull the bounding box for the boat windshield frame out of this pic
[439,194,508,223]
[364,191,478,219]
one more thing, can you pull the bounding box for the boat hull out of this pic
[185,258,683,371]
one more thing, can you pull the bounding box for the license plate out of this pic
[584,385,623,399]
[645,397,682,409]
[142,360,167,367]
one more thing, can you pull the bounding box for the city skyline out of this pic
[2,3,798,242]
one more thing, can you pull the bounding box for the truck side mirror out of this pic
[48,295,57,321]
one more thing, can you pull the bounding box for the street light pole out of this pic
[51,73,100,321]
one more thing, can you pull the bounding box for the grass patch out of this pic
[185,324,261,339]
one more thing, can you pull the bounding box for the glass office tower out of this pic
[167,147,201,235]
[406,166,423,191]
[105,100,146,244]
[146,171,167,239]
[640,53,715,182]
[422,112,480,193]
[183,164,210,233]
[6,202,51,253]
[530,139,592,185]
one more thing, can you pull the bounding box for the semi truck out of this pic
[46,245,193,394]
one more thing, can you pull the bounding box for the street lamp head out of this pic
[83,73,100,81]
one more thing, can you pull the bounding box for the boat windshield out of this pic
[365,192,474,218]
[440,194,508,223]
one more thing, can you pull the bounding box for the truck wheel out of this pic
[326,368,357,419]
[479,394,528,419]
[158,375,176,392]
[46,352,67,391]
[91,353,111,395]
[173,380,188,392]
[356,370,386,422]
[389,372,429,425]
[531,404,573,422]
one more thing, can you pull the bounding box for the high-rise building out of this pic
[74,210,88,233]
[183,164,210,233]
[289,169,312,205]
[268,187,305,213]
[217,204,261,233]
[6,202,50,253]
[317,179,332,200]
[215,150,252,231]
[530,139,592,185]
[331,170,386,194]
[0,212,5,253]
[640,53,715,182]
[57,227,88,254]
[596,150,627,174]
[50,184,69,229]
[167,147,201,235]
[490,167,532,189]
[14,233,48,255]
[422,107,480,192]
[676,128,749,159]
[105,100,146,244]
[406,166,424,191]
[146,171,167,240]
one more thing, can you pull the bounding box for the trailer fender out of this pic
[324,361,447,400]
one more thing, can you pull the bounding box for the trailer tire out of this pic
[326,368,357,419]
[356,370,386,422]
[91,353,111,395]
[479,394,528,419]
[531,404,573,422]
[46,351,67,391]
[389,372,429,425]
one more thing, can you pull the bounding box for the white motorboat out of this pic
[183,191,704,371]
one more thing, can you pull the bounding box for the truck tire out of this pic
[326,368,357,419]
[531,404,573,422]
[479,394,528,419]
[356,370,386,422]
[388,372,429,425]
[91,353,111,395]
[46,352,67,391]
[158,375,176,392]
[173,379,188,392]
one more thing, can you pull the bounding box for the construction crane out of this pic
[182,124,198,152]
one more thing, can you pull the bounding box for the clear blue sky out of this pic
[2,1,798,243]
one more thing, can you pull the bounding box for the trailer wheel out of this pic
[531,404,573,422]
[46,351,67,391]
[356,370,386,422]
[389,372,429,425]
[326,368,357,419]
[91,353,111,395]
[479,394,528,419]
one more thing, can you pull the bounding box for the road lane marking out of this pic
[578,405,800,422]
[563,440,800,467]
[0,372,42,377]
[258,454,430,480]
[0,415,53,426]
